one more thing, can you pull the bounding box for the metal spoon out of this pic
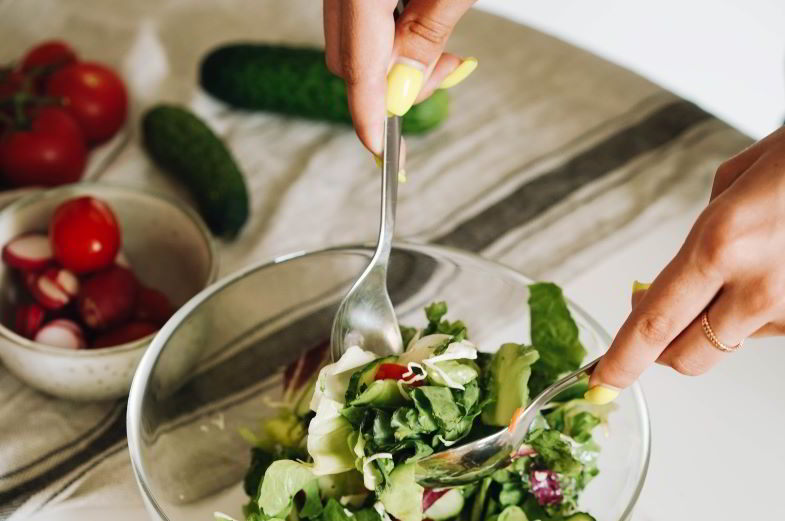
[415,358,601,487]
[330,114,404,361]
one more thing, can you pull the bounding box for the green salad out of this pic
[221,283,611,521]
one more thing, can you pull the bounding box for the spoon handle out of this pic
[373,115,401,267]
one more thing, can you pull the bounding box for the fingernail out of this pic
[632,280,651,293]
[373,154,382,168]
[398,169,407,183]
[438,57,478,89]
[386,59,424,116]
[584,384,620,405]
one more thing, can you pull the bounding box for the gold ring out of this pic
[700,311,743,352]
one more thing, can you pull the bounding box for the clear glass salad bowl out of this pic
[127,243,650,521]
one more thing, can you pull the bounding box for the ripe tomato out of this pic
[47,62,127,145]
[50,196,121,274]
[20,41,78,74]
[374,363,423,386]
[0,107,86,187]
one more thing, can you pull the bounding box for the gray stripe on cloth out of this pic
[433,100,712,251]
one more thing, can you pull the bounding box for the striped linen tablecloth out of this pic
[0,0,751,519]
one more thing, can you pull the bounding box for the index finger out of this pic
[588,239,723,399]
[340,0,398,155]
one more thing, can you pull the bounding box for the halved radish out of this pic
[14,303,46,338]
[25,270,71,310]
[34,319,86,349]
[78,265,138,329]
[92,320,158,348]
[2,233,53,271]
[43,267,79,296]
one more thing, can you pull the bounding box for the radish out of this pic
[92,321,158,348]
[2,233,53,271]
[134,286,173,325]
[78,265,137,329]
[34,318,86,349]
[24,267,79,309]
[14,303,46,338]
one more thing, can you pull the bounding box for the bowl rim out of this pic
[127,242,651,521]
[0,182,220,357]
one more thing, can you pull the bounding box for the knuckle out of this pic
[693,208,745,275]
[745,277,785,315]
[634,312,674,345]
[670,355,708,377]
[399,15,451,47]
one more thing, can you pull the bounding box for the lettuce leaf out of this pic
[528,283,587,397]
[525,428,582,476]
[258,460,316,518]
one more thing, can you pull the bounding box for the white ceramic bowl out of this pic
[0,184,218,401]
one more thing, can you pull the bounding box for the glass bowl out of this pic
[128,243,650,521]
[0,183,217,401]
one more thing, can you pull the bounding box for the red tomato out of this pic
[47,62,127,145]
[50,197,121,274]
[374,363,423,386]
[0,107,86,187]
[20,41,78,73]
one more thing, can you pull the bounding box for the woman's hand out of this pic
[586,126,785,404]
[323,0,477,158]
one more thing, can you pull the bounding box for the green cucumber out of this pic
[564,514,597,521]
[349,379,407,408]
[142,105,249,238]
[345,355,397,401]
[199,44,449,134]
[423,489,464,520]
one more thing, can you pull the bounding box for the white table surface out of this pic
[568,204,785,520]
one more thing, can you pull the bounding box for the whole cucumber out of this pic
[142,105,249,238]
[199,44,449,134]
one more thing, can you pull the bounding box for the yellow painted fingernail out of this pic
[632,280,651,293]
[584,384,620,405]
[398,169,407,183]
[386,60,424,116]
[373,154,382,168]
[438,57,478,89]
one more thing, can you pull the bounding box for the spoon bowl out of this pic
[415,359,600,487]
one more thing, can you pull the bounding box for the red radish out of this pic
[43,266,79,296]
[14,303,46,338]
[77,265,137,329]
[50,196,120,274]
[34,319,86,349]
[25,270,71,310]
[134,286,174,325]
[2,233,53,271]
[91,321,158,348]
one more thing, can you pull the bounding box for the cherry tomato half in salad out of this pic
[50,196,121,274]
[47,62,127,145]
[374,363,424,386]
[20,41,78,74]
[0,107,86,188]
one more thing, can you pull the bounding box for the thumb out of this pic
[386,0,475,116]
